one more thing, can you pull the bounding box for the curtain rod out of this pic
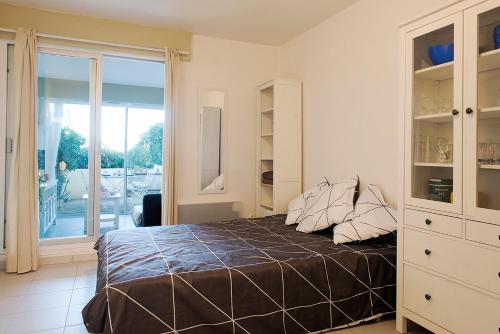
[0,27,190,55]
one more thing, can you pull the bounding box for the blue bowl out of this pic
[428,43,454,65]
[494,24,500,49]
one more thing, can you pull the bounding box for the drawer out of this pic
[404,228,500,295]
[404,209,461,238]
[466,220,500,249]
[404,265,500,334]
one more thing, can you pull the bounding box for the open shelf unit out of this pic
[256,79,302,217]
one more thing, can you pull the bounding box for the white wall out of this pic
[177,35,279,217]
[279,0,454,206]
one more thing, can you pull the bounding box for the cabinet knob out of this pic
[425,219,432,225]
[466,107,474,115]
[425,294,432,301]
[425,249,432,255]
[452,109,459,116]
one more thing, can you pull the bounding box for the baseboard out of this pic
[0,242,97,270]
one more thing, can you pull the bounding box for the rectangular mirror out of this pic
[199,90,225,193]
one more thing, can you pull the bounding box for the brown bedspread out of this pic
[83,215,396,334]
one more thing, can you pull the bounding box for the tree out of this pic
[128,123,163,168]
[57,127,88,170]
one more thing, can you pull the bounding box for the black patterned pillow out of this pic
[285,179,330,225]
[296,176,359,233]
[333,184,397,244]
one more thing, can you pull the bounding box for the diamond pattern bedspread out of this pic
[82,215,396,334]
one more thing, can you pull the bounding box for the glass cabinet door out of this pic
[464,0,500,222]
[405,13,463,213]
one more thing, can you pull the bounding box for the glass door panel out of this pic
[37,53,95,239]
[100,56,165,233]
[465,1,500,219]
[406,13,462,213]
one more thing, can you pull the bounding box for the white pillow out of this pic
[285,179,330,225]
[296,176,359,233]
[333,184,397,244]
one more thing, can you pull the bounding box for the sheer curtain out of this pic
[162,48,180,226]
[6,28,39,273]
[43,101,63,182]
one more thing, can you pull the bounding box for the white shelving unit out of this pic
[414,61,454,80]
[256,79,302,217]
[413,162,453,168]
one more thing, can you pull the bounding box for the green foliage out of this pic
[101,149,124,168]
[128,123,163,168]
[57,127,88,170]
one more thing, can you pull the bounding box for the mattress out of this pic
[83,215,396,334]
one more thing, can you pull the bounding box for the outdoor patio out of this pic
[44,214,136,238]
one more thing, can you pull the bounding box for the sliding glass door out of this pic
[99,56,165,234]
[37,50,99,239]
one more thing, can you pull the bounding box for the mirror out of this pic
[199,90,225,193]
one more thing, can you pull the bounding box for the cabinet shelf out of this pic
[261,133,273,137]
[414,162,453,168]
[261,108,274,113]
[479,164,500,170]
[414,62,453,80]
[478,48,500,72]
[414,113,453,123]
[261,183,273,188]
[478,106,500,119]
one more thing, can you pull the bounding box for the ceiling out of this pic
[39,54,165,88]
[1,0,358,45]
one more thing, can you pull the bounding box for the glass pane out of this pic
[100,56,165,234]
[476,7,500,210]
[37,53,91,239]
[411,25,455,203]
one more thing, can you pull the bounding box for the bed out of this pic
[82,215,396,334]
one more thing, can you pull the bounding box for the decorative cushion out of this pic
[285,179,330,225]
[296,176,359,233]
[333,184,397,244]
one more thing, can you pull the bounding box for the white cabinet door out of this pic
[404,13,463,214]
[464,0,500,225]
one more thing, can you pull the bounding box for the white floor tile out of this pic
[0,315,13,333]
[18,290,72,312]
[70,288,95,306]
[0,280,33,298]
[4,306,68,334]
[65,304,86,327]
[63,325,89,334]
[73,275,96,290]
[75,262,96,277]
[35,263,77,281]
[29,277,75,294]
[0,295,23,315]
[28,328,65,334]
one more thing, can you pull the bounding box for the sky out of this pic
[61,103,164,152]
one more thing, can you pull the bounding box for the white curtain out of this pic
[45,101,63,182]
[6,28,39,273]
[162,48,180,226]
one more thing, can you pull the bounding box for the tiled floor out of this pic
[0,261,433,334]
[0,261,96,333]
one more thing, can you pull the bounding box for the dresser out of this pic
[398,1,500,333]
[255,79,302,217]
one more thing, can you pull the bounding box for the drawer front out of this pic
[404,209,462,237]
[466,220,500,249]
[404,228,500,295]
[404,265,500,334]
